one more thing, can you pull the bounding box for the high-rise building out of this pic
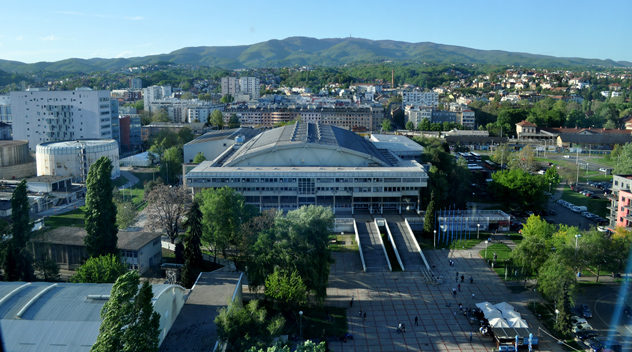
[0,95,10,123]
[143,85,172,110]
[221,77,240,97]
[239,77,260,100]
[10,89,117,152]
[402,91,439,107]
[130,77,142,90]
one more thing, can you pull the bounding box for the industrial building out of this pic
[0,140,36,180]
[0,281,185,351]
[185,122,428,214]
[36,139,120,182]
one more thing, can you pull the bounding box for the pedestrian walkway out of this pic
[355,215,390,272]
[384,215,425,272]
[325,246,566,352]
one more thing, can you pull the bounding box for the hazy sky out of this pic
[2,0,630,64]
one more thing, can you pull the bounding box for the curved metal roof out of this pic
[222,122,392,167]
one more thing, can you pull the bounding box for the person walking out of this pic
[469,276,473,284]
[452,288,457,297]
[470,332,473,341]
[458,284,461,292]
[401,323,406,333]
[363,312,366,321]
[397,323,402,334]
[414,316,418,326]
[350,297,354,307]
[471,293,475,300]
[461,275,464,283]
[359,310,363,318]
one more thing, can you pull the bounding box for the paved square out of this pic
[325,244,565,352]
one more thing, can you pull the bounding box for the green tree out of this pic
[180,92,194,100]
[424,191,436,235]
[210,110,224,129]
[490,169,547,210]
[192,152,206,164]
[381,118,392,132]
[614,143,632,174]
[91,271,160,352]
[159,146,183,185]
[544,167,561,189]
[181,201,204,288]
[115,199,138,229]
[220,94,234,104]
[508,145,537,173]
[264,269,308,312]
[34,252,60,281]
[537,255,577,303]
[248,206,334,303]
[247,340,327,352]
[215,300,284,352]
[2,179,35,281]
[228,114,240,129]
[70,254,127,283]
[405,120,414,130]
[151,110,170,123]
[199,187,257,268]
[85,157,118,258]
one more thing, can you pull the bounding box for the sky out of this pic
[1,0,631,64]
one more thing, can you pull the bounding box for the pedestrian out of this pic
[397,323,402,334]
[414,316,418,326]
[458,284,461,292]
[363,312,366,321]
[453,311,457,317]
[456,276,459,283]
[470,332,473,341]
[350,297,353,307]
[452,288,457,297]
[359,310,362,317]
[472,293,475,299]
[461,275,464,283]
[402,323,406,332]
[469,276,473,284]
[456,271,459,278]
[459,303,463,311]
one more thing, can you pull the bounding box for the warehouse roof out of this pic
[185,127,261,146]
[33,227,161,251]
[0,281,174,352]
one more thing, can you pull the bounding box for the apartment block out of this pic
[10,89,117,152]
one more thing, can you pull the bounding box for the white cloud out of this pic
[15,36,24,41]
[115,51,134,58]
[40,35,60,41]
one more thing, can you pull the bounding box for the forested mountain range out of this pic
[1,37,630,74]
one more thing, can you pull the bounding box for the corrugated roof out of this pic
[222,122,392,166]
[184,128,261,145]
[0,282,173,352]
[558,134,632,144]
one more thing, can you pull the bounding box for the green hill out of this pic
[0,37,629,73]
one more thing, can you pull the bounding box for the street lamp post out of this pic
[533,288,537,311]
[477,224,481,239]
[555,309,560,324]
[433,229,437,249]
[575,234,581,277]
[299,311,303,338]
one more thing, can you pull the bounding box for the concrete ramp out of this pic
[356,220,390,272]
[385,217,425,271]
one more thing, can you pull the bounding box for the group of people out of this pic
[396,322,406,333]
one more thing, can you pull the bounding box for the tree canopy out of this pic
[215,300,284,352]
[70,254,127,283]
[85,157,118,258]
[145,185,191,243]
[91,271,160,352]
[2,180,35,281]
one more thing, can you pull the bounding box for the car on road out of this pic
[599,167,610,173]
[564,155,571,158]
[598,226,609,232]
[581,304,593,318]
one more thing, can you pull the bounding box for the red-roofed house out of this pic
[515,120,537,138]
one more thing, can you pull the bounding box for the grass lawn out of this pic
[560,185,609,218]
[507,234,523,244]
[479,243,515,280]
[416,235,486,250]
[328,234,359,252]
[112,175,129,188]
[258,300,348,341]
[44,206,87,228]
[586,157,616,167]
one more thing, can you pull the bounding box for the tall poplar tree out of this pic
[2,179,35,281]
[181,201,203,288]
[84,156,118,258]
[424,191,436,236]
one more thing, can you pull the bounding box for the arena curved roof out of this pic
[222,122,392,167]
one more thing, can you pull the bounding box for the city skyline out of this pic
[1,0,631,64]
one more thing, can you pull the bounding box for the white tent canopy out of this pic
[481,307,503,320]
[488,317,510,328]
[502,310,521,320]
[507,317,529,328]
[494,302,515,313]
[476,302,495,310]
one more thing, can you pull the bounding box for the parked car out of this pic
[581,304,593,318]
[571,316,588,326]
[564,155,571,158]
[573,322,594,333]
[575,330,599,342]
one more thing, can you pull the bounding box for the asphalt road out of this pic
[578,284,632,350]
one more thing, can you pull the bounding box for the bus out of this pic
[484,160,497,170]
[470,152,482,162]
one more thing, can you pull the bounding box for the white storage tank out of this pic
[36,139,120,182]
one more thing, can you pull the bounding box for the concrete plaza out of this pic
[325,241,566,352]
